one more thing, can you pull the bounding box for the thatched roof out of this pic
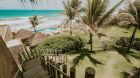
[0,25,13,42]
[28,32,48,48]
[16,29,33,40]
[0,25,8,38]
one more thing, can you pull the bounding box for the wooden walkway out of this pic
[23,57,49,78]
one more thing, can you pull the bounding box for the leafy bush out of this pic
[116,37,140,51]
[36,35,87,53]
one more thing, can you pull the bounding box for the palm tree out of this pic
[82,0,124,52]
[29,16,39,33]
[63,0,82,35]
[20,0,38,6]
[117,0,140,52]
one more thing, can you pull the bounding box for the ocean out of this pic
[0,10,64,18]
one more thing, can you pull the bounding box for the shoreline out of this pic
[0,15,65,33]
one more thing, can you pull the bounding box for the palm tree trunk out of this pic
[90,31,93,52]
[70,20,73,36]
[34,27,37,33]
[127,27,138,52]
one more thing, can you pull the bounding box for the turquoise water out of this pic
[0,10,64,18]
[33,27,58,32]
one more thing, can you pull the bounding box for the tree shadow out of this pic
[113,46,140,63]
[97,33,107,38]
[71,48,103,67]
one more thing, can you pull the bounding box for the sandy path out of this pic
[103,52,117,78]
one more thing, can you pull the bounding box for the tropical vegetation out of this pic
[36,35,86,54]
[29,16,40,33]
[117,0,140,52]
[63,0,82,35]
[18,0,140,78]
[116,37,140,51]
[81,0,124,52]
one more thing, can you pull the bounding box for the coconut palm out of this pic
[82,0,124,52]
[29,16,39,33]
[117,0,140,52]
[63,0,82,35]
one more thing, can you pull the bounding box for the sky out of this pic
[0,0,125,10]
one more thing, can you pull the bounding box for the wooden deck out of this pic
[23,57,49,78]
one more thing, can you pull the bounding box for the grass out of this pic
[63,26,140,78]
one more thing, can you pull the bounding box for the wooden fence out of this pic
[40,56,95,78]
[18,49,40,63]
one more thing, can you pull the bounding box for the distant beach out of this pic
[0,10,65,33]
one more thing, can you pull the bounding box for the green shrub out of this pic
[116,37,130,47]
[116,37,140,51]
[36,35,87,54]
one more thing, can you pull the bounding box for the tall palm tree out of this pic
[82,0,124,52]
[63,0,82,35]
[30,16,39,33]
[117,0,140,52]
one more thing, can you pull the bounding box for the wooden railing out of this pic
[18,49,40,63]
[40,56,95,78]
[16,48,96,78]
[46,59,70,78]
[13,63,23,78]
[44,54,67,63]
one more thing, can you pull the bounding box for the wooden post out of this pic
[33,49,38,57]
[56,64,61,78]
[30,49,35,58]
[26,51,31,60]
[47,58,50,75]
[138,68,140,78]
[22,52,28,61]
[18,53,22,64]
[85,67,95,78]
[50,59,54,78]
[63,64,67,78]
[52,62,56,78]
[41,56,46,70]
[70,66,76,78]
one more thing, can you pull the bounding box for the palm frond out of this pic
[117,12,136,24]
[93,0,109,22]
[30,16,40,28]
[82,16,90,26]
[97,0,124,27]
[71,0,81,10]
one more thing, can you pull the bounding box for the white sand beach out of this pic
[0,15,66,34]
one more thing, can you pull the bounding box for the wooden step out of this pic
[23,65,48,78]
[23,57,41,71]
